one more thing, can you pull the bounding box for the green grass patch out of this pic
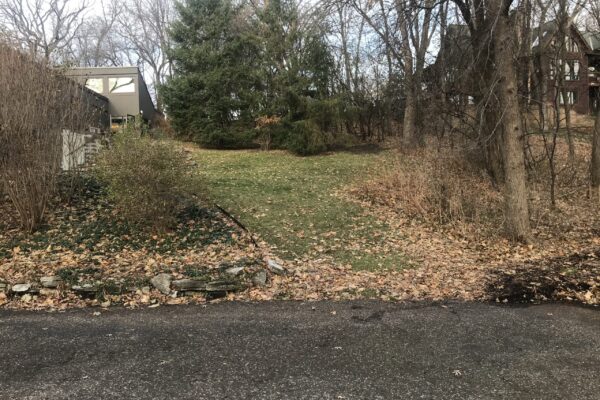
[194,147,409,271]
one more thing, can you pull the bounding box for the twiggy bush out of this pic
[0,44,94,232]
[352,144,502,227]
[95,122,199,230]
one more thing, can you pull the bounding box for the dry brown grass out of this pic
[526,134,598,238]
[351,129,599,243]
[339,131,600,305]
[350,140,503,233]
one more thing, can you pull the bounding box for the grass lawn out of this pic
[193,146,410,271]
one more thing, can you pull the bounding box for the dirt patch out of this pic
[487,250,600,305]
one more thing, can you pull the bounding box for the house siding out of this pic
[64,67,159,123]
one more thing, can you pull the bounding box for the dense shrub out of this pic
[95,123,199,230]
[285,120,331,156]
[0,44,96,232]
[199,129,257,149]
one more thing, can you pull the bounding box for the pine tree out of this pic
[257,0,338,154]
[161,0,262,147]
[162,0,339,154]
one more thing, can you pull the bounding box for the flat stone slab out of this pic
[11,284,31,293]
[173,279,242,293]
[40,276,62,288]
[225,267,245,276]
[172,279,208,291]
[267,259,287,275]
[71,284,97,293]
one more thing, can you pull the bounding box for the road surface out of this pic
[1,301,599,399]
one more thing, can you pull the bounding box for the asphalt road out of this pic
[0,301,599,399]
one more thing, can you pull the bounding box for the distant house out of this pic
[430,23,600,115]
[60,66,161,170]
[65,66,162,130]
[532,22,600,114]
[426,24,474,103]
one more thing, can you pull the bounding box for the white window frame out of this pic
[108,77,136,94]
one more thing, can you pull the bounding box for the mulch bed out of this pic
[487,250,600,304]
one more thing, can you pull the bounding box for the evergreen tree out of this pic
[161,0,261,147]
[162,0,339,154]
[257,0,339,154]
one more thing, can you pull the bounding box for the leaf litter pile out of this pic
[332,136,600,306]
[0,177,265,310]
[2,136,600,309]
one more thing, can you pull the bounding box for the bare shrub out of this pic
[94,121,199,230]
[351,142,503,228]
[255,115,281,151]
[0,43,94,232]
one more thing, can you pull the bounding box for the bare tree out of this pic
[552,0,586,164]
[0,0,88,62]
[68,0,128,67]
[587,1,600,199]
[397,0,436,147]
[116,0,174,110]
[450,0,531,240]
[345,0,436,146]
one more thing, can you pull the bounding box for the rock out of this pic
[72,283,96,293]
[0,282,9,293]
[40,276,62,288]
[173,279,242,296]
[141,286,151,294]
[21,294,32,302]
[218,261,234,270]
[252,271,267,287]
[150,274,172,295]
[11,283,31,293]
[172,279,207,291]
[205,280,242,292]
[225,267,244,277]
[267,259,287,275]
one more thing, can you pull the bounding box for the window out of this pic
[559,91,578,105]
[565,36,579,52]
[85,78,104,94]
[108,77,135,93]
[564,60,580,81]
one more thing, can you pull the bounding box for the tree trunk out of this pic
[402,91,417,147]
[399,10,416,147]
[562,88,576,164]
[470,22,505,183]
[556,15,576,164]
[537,57,548,132]
[592,107,600,200]
[486,127,505,184]
[494,11,531,241]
